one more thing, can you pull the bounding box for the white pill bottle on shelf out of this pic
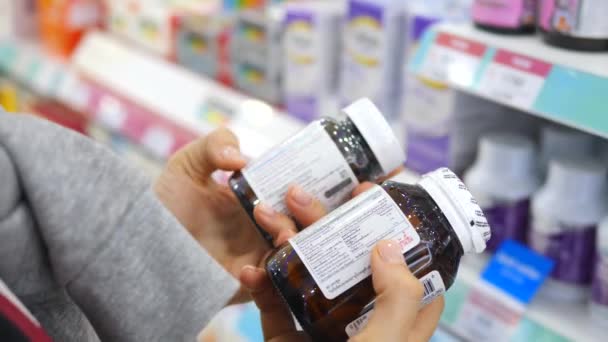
[530,157,607,302]
[591,217,608,328]
[539,125,595,174]
[464,133,540,252]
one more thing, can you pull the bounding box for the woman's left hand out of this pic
[154,128,268,304]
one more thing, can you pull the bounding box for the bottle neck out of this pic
[334,117,384,181]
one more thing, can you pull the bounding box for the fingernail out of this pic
[378,240,404,265]
[257,203,276,219]
[291,185,312,207]
[222,146,243,161]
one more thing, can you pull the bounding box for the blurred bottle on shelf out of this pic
[530,157,607,302]
[538,0,608,51]
[591,216,608,329]
[282,1,344,122]
[539,125,596,175]
[472,0,536,34]
[464,133,540,252]
[38,0,103,58]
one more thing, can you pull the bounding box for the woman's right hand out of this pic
[240,185,445,342]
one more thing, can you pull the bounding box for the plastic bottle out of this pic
[591,217,608,328]
[530,157,607,302]
[230,98,404,242]
[538,0,608,51]
[539,125,595,175]
[473,0,537,34]
[464,133,540,251]
[265,168,490,341]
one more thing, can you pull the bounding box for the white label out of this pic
[345,270,446,337]
[290,185,420,300]
[477,63,545,109]
[420,270,446,305]
[420,44,480,88]
[243,121,358,215]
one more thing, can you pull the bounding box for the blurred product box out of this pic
[231,7,285,105]
[339,0,406,123]
[176,15,234,87]
[0,0,38,38]
[282,1,344,122]
[38,0,103,58]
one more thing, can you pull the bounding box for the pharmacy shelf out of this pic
[456,255,601,342]
[0,33,305,160]
[409,23,608,139]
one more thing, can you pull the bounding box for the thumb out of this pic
[352,240,424,341]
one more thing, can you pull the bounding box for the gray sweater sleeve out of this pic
[0,112,239,341]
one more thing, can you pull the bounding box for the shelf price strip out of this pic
[477,50,552,110]
[419,32,487,88]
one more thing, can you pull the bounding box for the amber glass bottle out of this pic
[265,168,490,341]
[230,98,403,243]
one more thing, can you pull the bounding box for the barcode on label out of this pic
[423,278,436,297]
[345,310,373,337]
[420,270,446,305]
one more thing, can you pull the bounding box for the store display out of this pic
[530,157,607,302]
[472,0,536,34]
[539,125,596,174]
[230,98,403,242]
[591,216,608,328]
[539,0,608,51]
[282,1,344,122]
[265,167,490,341]
[38,0,103,57]
[339,0,407,122]
[464,133,540,251]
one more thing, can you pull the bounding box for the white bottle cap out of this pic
[343,98,405,175]
[469,133,539,198]
[545,157,607,210]
[540,125,595,171]
[419,168,491,254]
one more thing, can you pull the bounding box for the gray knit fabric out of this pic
[0,112,239,341]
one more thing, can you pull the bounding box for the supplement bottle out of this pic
[591,216,608,328]
[265,168,490,341]
[464,133,540,251]
[539,125,595,175]
[230,98,404,242]
[530,157,607,302]
[472,0,537,34]
[539,0,608,51]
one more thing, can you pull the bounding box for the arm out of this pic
[0,113,238,341]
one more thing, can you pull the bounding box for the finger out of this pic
[254,203,298,246]
[240,266,298,340]
[170,127,247,184]
[355,241,424,341]
[409,296,445,342]
[352,182,375,197]
[285,185,327,227]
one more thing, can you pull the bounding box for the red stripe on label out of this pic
[436,33,487,57]
[494,50,553,77]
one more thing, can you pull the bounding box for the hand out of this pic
[154,128,269,304]
[240,185,444,342]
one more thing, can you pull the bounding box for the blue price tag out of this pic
[481,240,554,304]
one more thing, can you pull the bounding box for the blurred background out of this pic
[1,0,607,341]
